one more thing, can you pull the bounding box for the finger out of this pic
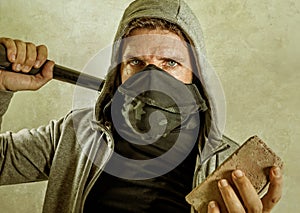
[232,170,263,212]
[13,40,27,72]
[22,42,37,73]
[34,45,48,68]
[1,60,54,91]
[207,201,220,213]
[0,37,17,62]
[261,166,283,213]
[218,179,246,213]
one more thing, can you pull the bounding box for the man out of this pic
[0,0,282,212]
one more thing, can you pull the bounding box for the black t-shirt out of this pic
[83,132,198,213]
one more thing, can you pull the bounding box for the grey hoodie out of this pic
[0,0,239,212]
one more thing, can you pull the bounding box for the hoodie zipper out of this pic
[200,142,230,165]
[79,121,115,213]
[192,141,230,189]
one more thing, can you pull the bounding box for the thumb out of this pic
[31,60,54,90]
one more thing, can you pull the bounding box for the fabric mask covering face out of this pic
[107,65,208,179]
[111,65,207,146]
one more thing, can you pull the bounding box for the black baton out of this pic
[0,44,105,91]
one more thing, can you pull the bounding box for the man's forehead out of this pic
[122,34,190,58]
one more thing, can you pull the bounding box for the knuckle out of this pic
[38,44,47,49]
[0,37,8,43]
[15,41,26,55]
[26,42,36,52]
[0,37,12,43]
[0,38,15,51]
[37,44,47,52]
[36,45,48,60]
[14,39,25,46]
[26,42,35,47]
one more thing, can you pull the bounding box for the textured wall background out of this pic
[0,0,299,212]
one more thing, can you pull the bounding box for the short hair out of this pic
[123,17,186,41]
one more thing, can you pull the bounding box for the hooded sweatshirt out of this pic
[0,0,239,212]
[96,0,230,162]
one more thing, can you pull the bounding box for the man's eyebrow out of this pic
[122,54,140,60]
[122,52,186,60]
[157,54,187,63]
[166,56,186,62]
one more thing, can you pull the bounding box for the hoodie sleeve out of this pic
[0,91,62,185]
[0,91,13,130]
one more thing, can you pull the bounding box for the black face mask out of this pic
[111,65,207,145]
[105,65,208,179]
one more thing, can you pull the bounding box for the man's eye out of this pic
[166,60,178,67]
[129,59,142,66]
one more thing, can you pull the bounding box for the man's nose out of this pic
[143,58,162,70]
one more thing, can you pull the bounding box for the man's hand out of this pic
[207,166,283,213]
[0,37,54,91]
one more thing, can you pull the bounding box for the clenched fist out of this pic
[0,37,54,91]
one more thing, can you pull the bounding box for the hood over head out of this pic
[95,0,228,163]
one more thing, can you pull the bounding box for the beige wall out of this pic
[0,0,299,212]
